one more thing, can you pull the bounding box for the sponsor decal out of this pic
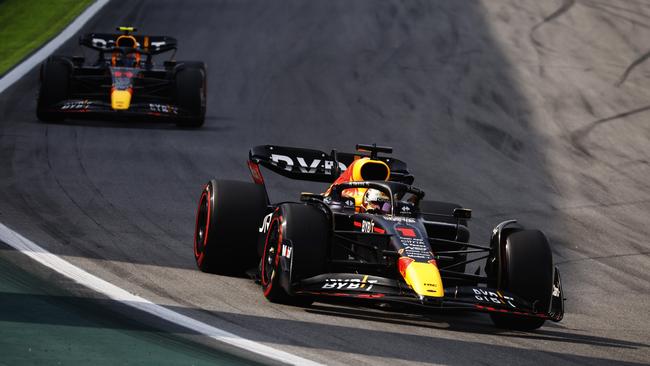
[382,215,416,223]
[281,244,292,258]
[259,213,273,233]
[395,224,431,260]
[355,220,385,234]
[150,41,166,49]
[399,237,430,260]
[396,226,416,238]
[149,103,178,114]
[270,154,347,174]
[325,196,353,208]
[361,220,374,233]
[92,38,108,48]
[321,275,378,291]
[552,284,561,297]
[61,100,89,110]
[472,288,516,308]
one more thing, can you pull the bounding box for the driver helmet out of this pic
[113,36,140,67]
[363,189,391,214]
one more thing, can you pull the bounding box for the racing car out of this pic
[193,144,564,330]
[36,26,206,127]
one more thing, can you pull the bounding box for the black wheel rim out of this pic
[195,193,209,255]
[263,220,279,285]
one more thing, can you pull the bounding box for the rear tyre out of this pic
[261,203,328,306]
[174,62,206,128]
[193,180,267,275]
[489,230,553,330]
[36,57,71,122]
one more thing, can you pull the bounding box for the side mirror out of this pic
[453,208,472,220]
[300,192,323,202]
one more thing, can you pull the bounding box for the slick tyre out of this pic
[193,180,267,275]
[489,230,553,330]
[174,62,206,128]
[36,57,71,122]
[261,203,328,306]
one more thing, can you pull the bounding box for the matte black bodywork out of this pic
[249,145,565,322]
[38,32,205,123]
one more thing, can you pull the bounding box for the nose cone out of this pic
[111,89,132,110]
[399,257,444,298]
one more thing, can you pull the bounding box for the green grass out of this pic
[0,0,94,75]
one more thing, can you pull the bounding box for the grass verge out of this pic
[0,0,94,75]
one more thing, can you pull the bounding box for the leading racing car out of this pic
[193,144,564,330]
[36,26,206,127]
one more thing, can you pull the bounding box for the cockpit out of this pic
[323,156,422,216]
[110,34,141,67]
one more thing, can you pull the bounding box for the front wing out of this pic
[43,99,196,121]
[294,273,560,321]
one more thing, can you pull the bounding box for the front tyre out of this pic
[489,230,553,330]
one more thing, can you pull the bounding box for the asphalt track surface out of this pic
[0,0,649,364]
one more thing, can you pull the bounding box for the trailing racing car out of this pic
[36,26,206,127]
[193,144,564,330]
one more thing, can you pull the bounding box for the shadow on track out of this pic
[305,303,643,350]
[1,291,647,366]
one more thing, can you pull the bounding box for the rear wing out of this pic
[79,33,177,55]
[248,145,414,184]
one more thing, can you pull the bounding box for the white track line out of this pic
[0,223,322,365]
[0,1,323,364]
[0,0,110,94]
